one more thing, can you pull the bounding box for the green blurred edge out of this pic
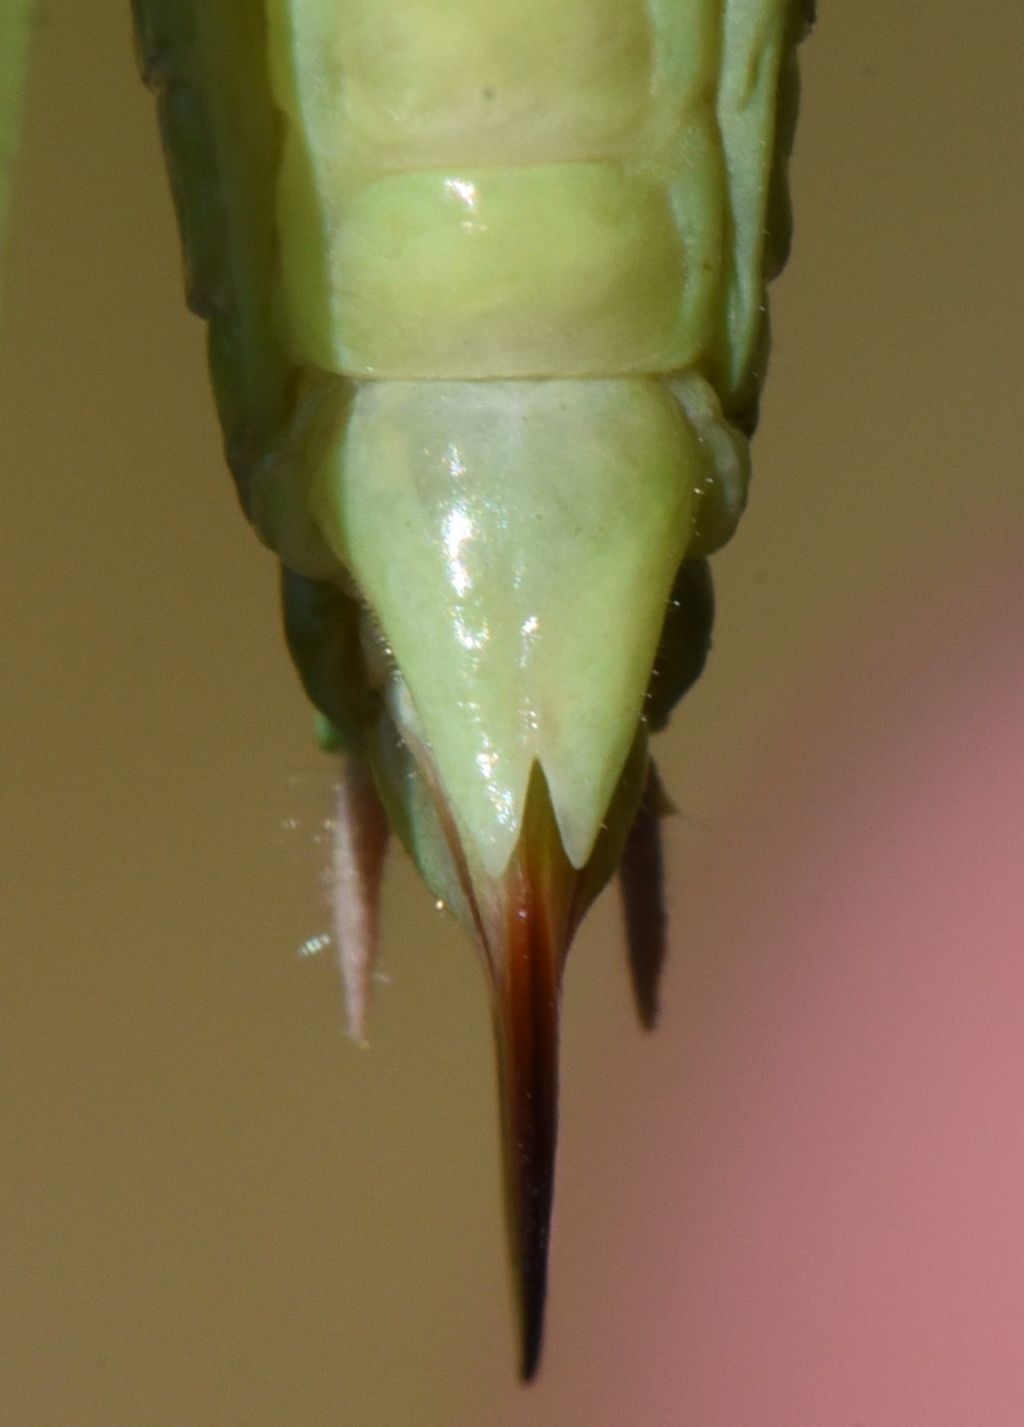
[0,0,34,317]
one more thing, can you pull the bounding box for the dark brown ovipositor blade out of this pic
[495,826,569,1381]
[454,771,574,1381]
[492,885,560,1380]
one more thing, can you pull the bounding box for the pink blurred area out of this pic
[541,555,1024,1425]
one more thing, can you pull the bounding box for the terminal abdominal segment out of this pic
[134,0,812,1379]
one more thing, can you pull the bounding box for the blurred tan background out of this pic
[1,5,1021,1424]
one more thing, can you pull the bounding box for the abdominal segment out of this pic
[267,0,728,381]
[256,0,796,870]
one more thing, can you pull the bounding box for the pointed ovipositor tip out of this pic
[474,774,572,1384]
[496,881,560,1383]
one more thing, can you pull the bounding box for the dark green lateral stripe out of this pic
[132,0,295,511]
[0,0,35,309]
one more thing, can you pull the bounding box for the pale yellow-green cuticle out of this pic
[320,165,687,379]
[314,379,701,873]
[147,0,807,876]
[260,0,804,872]
[266,0,795,401]
[335,0,652,161]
